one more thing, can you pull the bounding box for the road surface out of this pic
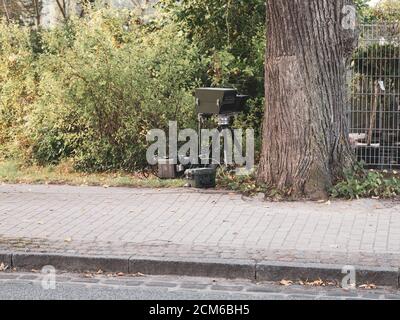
[0,271,399,300]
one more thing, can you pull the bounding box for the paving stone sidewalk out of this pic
[0,184,400,268]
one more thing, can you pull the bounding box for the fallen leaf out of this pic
[133,272,145,277]
[308,279,324,287]
[359,284,377,290]
[279,279,293,286]
[0,263,8,272]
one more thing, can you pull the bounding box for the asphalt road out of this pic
[0,271,399,300]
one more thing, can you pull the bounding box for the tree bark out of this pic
[258,0,358,199]
[32,0,41,28]
[1,0,10,23]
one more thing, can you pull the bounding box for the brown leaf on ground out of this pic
[307,279,325,287]
[302,278,335,287]
[0,263,8,272]
[132,272,145,277]
[359,284,377,290]
[296,279,337,287]
[279,279,293,286]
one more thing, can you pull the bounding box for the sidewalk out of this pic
[0,184,400,284]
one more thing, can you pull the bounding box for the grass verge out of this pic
[0,160,185,189]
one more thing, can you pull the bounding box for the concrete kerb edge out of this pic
[0,252,398,287]
[0,252,12,269]
[128,256,257,280]
[10,252,130,273]
[255,260,400,287]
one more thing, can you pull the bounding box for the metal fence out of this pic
[350,23,400,169]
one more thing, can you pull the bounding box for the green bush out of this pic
[0,22,37,160]
[1,9,203,171]
[159,0,266,152]
[0,3,268,172]
[331,163,400,199]
[216,169,267,196]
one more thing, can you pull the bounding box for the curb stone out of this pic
[0,253,12,268]
[128,256,256,279]
[1,252,399,287]
[256,261,399,287]
[11,253,130,273]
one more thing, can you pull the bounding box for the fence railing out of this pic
[350,23,400,169]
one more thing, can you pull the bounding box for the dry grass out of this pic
[0,160,185,189]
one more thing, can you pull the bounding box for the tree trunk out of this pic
[258,0,358,199]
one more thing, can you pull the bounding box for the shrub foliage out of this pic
[0,9,202,171]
